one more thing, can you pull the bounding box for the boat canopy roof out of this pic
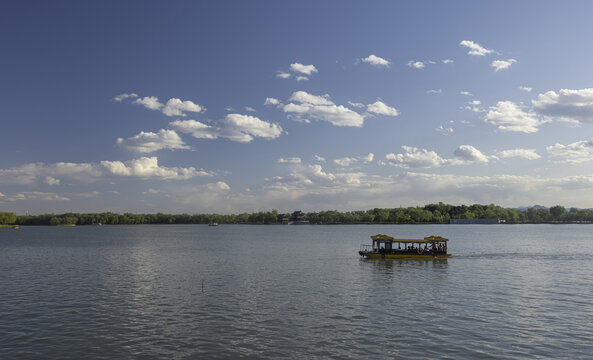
[371,234,448,243]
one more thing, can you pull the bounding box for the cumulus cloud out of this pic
[290,63,318,75]
[348,101,365,108]
[520,86,532,92]
[459,40,494,56]
[407,60,425,69]
[276,71,291,79]
[162,98,205,116]
[386,145,489,168]
[44,176,60,186]
[427,89,443,94]
[134,96,163,110]
[333,154,373,167]
[283,91,365,127]
[436,125,453,135]
[362,54,391,67]
[491,59,517,72]
[171,114,282,143]
[465,100,484,113]
[484,101,545,133]
[547,139,593,164]
[366,101,399,116]
[100,157,210,180]
[496,148,541,160]
[125,95,205,117]
[313,155,326,162]
[532,88,593,124]
[460,91,473,96]
[264,97,282,107]
[0,157,213,185]
[1,192,70,202]
[296,76,309,82]
[442,59,454,64]
[453,145,489,163]
[385,146,447,168]
[117,129,191,153]
[278,157,302,164]
[114,93,138,102]
[206,181,231,191]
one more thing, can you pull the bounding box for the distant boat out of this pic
[12,225,20,229]
[208,222,219,226]
[359,234,450,259]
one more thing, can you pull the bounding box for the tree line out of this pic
[2,203,593,226]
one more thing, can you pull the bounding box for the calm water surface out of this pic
[1,225,593,359]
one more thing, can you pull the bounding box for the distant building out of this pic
[449,218,501,224]
[278,211,310,225]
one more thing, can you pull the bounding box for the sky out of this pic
[2,0,593,214]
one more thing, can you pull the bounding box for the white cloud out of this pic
[453,145,489,163]
[296,76,309,82]
[290,63,318,75]
[385,146,447,168]
[334,153,374,167]
[2,192,70,202]
[348,101,365,108]
[427,89,443,94]
[278,157,302,164]
[491,59,517,72]
[100,157,210,180]
[169,119,219,139]
[459,40,494,56]
[361,153,374,163]
[245,106,256,112]
[264,97,281,107]
[460,91,473,96]
[465,100,484,113]
[407,60,425,69]
[520,86,532,92]
[366,101,399,116]
[130,95,206,117]
[386,145,489,168]
[114,93,138,102]
[219,114,283,142]
[532,88,593,124]
[162,98,205,117]
[484,101,545,133]
[0,157,211,185]
[171,114,282,143]
[362,54,391,67]
[44,176,60,186]
[547,139,593,164]
[117,129,191,153]
[276,71,291,79]
[442,59,454,64]
[134,96,163,110]
[496,148,541,160]
[334,157,358,167]
[207,181,231,191]
[283,91,365,127]
[436,125,453,135]
[313,155,326,162]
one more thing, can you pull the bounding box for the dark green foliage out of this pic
[0,211,17,225]
[11,203,593,225]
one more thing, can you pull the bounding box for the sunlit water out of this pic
[2,224,593,359]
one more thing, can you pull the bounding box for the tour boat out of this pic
[359,234,450,259]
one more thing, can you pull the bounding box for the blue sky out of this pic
[2,0,593,214]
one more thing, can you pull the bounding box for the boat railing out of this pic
[360,244,373,252]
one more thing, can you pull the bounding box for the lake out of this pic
[1,224,592,359]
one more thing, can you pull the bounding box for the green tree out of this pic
[0,212,17,225]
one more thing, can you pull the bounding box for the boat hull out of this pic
[359,251,451,259]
